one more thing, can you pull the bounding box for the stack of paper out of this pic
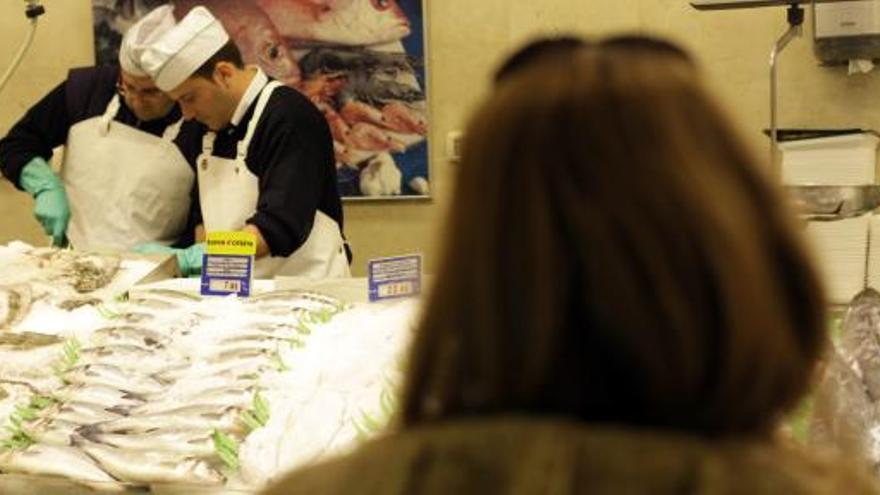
[781,133,878,186]
[783,132,879,304]
[805,216,870,305]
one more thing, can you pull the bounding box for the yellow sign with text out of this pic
[206,231,257,256]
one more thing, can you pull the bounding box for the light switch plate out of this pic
[446,131,463,162]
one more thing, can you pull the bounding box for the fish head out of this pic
[251,30,302,85]
[342,0,411,44]
[218,5,303,85]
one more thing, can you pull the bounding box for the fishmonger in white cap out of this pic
[134,6,350,279]
[0,4,197,252]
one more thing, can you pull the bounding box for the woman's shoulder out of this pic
[261,417,880,495]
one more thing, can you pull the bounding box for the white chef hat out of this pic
[118,5,176,77]
[139,6,230,92]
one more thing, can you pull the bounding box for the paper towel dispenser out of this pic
[814,0,880,64]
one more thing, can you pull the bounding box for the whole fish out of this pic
[65,363,171,395]
[254,0,411,46]
[0,444,117,483]
[55,383,146,408]
[83,405,245,435]
[347,122,406,153]
[79,345,188,374]
[130,288,201,302]
[247,289,343,306]
[79,428,218,458]
[72,437,224,484]
[126,386,258,416]
[299,47,416,77]
[52,400,126,424]
[342,73,425,105]
[838,288,880,400]
[381,101,426,135]
[153,357,272,383]
[174,0,301,84]
[125,296,178,310]
[91,325,169,349]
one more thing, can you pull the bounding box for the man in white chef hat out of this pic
[0,5,197,251]
[134,6,350,279]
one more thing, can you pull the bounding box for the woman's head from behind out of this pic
[402,36,825,437]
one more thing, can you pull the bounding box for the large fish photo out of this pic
[92,0,430,199]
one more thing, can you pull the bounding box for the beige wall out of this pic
[2,1,880,275]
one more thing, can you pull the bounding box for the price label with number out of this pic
[201,231,256,297]
[368,254,422,302]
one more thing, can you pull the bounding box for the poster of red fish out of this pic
[92,0,429,199]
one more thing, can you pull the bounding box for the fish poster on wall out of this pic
[92,0,430,199]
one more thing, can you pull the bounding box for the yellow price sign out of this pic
[206,231,257,256]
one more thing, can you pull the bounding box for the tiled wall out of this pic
[1,1,879,274]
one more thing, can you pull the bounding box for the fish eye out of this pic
[268,45,280,60]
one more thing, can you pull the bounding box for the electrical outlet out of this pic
[446,131,463,162]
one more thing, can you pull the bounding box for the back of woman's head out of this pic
[401,37,826,437]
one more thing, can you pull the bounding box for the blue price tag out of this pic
[200,254,252,297]
[368,254,422,302]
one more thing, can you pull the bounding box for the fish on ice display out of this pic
[0,248,419,491]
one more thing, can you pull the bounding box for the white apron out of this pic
[61,95,195,251]
[197,81,349,279]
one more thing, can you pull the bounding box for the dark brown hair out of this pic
[401,39,826,437]
[493,35,588,83]
[192,40,245,80]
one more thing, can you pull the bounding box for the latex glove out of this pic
[19,157,70,246]
[133,242,206,277]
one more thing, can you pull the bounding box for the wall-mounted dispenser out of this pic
[814,0,880,64]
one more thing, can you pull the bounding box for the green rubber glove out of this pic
[133,242,206,277]
[19,157,70,247]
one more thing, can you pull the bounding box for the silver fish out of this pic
[84,405,245,435]
[52,400,126,424]
[153,357,272,383]
[79,428,218,458]
[65,363,171,395]
[126,387,258,416]
[90,326,169,349]
[55,383,146,408]
[0,444,117,483]
[129,288,201,302]
[72,437,224,484]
